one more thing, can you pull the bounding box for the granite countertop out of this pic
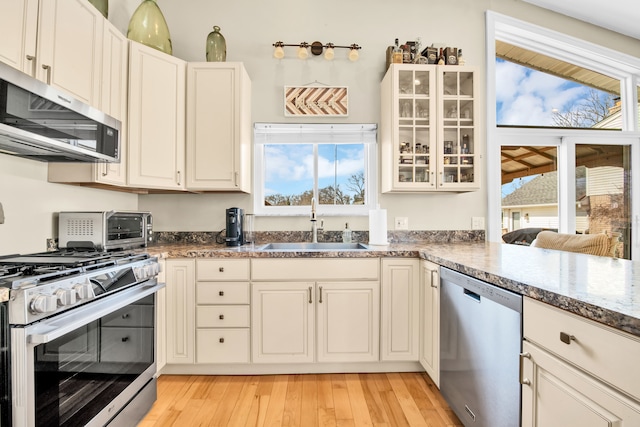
[147,241,640,338]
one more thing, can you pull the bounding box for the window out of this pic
[487,12,640,260]
[254,123,377,216]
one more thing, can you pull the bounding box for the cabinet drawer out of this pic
[196,328,250,363]
[197,259,250,281]
[197,305,250,328]
[196,282,249,304]
[524,298,640,401]
[100,327,153,363]
[252,258,380,281]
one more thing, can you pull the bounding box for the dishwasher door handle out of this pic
[463,288,481,302]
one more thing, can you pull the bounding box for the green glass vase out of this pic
[127,0,172,55]
[206,26,226,62]
[89,0,108,18]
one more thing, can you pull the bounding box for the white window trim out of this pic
[486,11,640,259]
[253,123,378,216]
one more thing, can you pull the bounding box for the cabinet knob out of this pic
[219,337,225,343]
[26,54,35,61]
[560,332,576,345]
[122,336,129,342]
[122,313,130,319]
[219,291,224,296]
[219,267,224,272]
[219,314,224,320]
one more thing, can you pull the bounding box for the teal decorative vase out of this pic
[206,26,226,62]
[127,0,172,55]
[89,0,108,18]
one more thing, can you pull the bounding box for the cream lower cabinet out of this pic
[195,259,251,364]
[381,258,419,361]
[419,260,439,386]
[251,258,380,364]
[522,298,640,426]
[128,41,186,190]
[165,259,195,364]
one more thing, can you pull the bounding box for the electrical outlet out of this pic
[395,217,409,230]
[471,216,485,230]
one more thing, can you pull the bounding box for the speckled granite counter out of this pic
[146,241,640,338]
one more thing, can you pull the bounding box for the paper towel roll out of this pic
[369,207,388,246]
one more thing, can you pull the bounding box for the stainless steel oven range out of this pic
[0,249,164,427]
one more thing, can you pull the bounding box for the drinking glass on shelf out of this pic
[243,214,255,244]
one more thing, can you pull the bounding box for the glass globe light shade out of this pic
[297,46,309,59]
[348,48,359,62]
[274,46,285,59]
[324,47,335,60]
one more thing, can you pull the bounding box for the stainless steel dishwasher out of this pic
[439,267,522,427]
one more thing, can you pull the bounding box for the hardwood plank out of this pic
[331,374,353,423]
[400,373,447,427]
[386,373,429,427]
[359,374,392,426]
[244,375,274,427]
[416,373,463,426]
[227,376,260,427]
[317,374,337,427]
[344,374,373,427]
[262,375,289,427]
[282,374,303,426]
[301,374,319,427]
[207,376,247,426]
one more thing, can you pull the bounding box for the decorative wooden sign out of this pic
[284,86,348,116]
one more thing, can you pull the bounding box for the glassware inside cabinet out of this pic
[399,166,413,182]
[399,99,413,119]
[460,100,473,123]
[399,70,414,94]
[414,71,429,96]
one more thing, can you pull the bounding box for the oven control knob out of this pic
[56,288,77,306]
[74,282,95,300]
[30,294,57,314]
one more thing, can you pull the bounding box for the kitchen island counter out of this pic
[147,241,640,338]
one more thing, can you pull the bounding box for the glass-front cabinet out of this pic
[381,64,480,192]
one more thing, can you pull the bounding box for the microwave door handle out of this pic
[27,281,164,344]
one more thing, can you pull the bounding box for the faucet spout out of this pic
[311,197,318,243]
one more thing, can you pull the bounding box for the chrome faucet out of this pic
[311,197,318,243]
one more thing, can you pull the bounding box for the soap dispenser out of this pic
[342,222,352,243]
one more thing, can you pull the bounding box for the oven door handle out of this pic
[27,281,164,345]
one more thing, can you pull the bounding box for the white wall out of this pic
[0,155,137,255]
[2,0,639,250]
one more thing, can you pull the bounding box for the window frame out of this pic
[253,123,378,216]
[486,11,640,259]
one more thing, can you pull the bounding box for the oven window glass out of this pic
[33,294,154,427]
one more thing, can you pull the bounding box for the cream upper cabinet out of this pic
[381,64,480,192]
[419,260,439,386]
[165,259,195,364]
[381,258,419,361]
[522,298,640,426]
[0,0,38,73]
[0,0,103,107]
[128,41,186,190]
[48,20,129,187]
[186,63,251,192]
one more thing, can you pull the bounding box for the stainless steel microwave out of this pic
[58,211,153,251]
[0,62,120,162]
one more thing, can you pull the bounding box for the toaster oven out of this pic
[58,211,153,251]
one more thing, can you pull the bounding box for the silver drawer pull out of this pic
[219,291,224,296]
[219,314,224,320]
[219,267,224,272]
[560,332,576,345]
[219,337,225,343]
[519,352,531,386]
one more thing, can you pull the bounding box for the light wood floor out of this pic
[138,372,462,426]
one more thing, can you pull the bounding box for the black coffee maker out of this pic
[225,207,244,246]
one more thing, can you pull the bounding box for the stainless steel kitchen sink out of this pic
[259,242,369,251]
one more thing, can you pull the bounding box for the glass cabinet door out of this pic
[396,67,436,188]
[439,69,477,188]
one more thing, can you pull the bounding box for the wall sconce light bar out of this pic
[273,41,361,61]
